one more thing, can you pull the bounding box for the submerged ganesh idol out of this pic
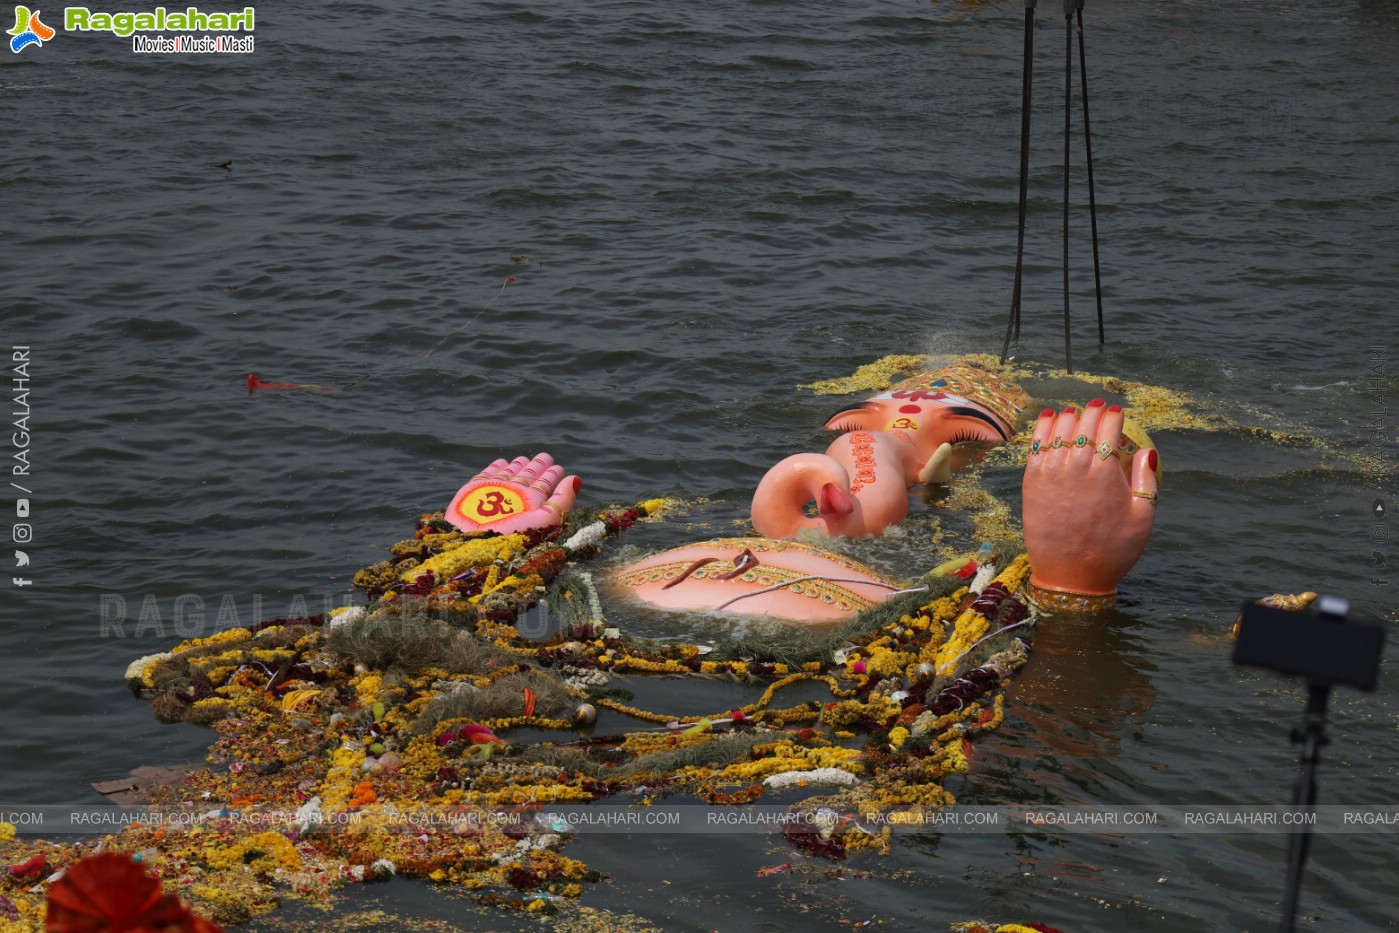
[444,364,1160,622]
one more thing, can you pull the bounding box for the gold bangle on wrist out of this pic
[1023,579,1117,614]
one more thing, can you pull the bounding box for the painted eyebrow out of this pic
[825,402,873,423]
[946,406,1010,440]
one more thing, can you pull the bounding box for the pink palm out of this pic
[445,452,581,535]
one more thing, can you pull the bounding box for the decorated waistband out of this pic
[616,559,881,615]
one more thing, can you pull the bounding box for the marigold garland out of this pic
[0,499,1045,930]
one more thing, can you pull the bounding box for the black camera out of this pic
[1233,595,1383,692]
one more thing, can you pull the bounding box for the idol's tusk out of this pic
[917,442,953,484]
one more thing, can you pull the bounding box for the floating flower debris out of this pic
[799,355,927,396]
[805,352,1341,453]
[951,922,1066,933]
[0,498,1041,930]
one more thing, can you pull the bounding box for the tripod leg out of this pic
[1060,7,1073,373]
[1076,2,1105,346]
[1279,685,1328,933]
[1000,0,1036,364]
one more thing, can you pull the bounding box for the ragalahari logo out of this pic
[8,5,54,52]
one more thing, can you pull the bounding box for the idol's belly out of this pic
[607,537,901,621]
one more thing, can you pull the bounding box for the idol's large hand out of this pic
[445,452,581,535]
[1022,401,1158,605]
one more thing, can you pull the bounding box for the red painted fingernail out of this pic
[1107,404,1122,413]
[1147,449,1158,471]
[1062,405,1076,415]
[1088,398,1105,407]
[573,476,583,494]
[1040,408,1055,418]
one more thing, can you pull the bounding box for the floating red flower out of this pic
[8,854,46,878]
[45,852,226,932]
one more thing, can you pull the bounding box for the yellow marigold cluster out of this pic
[998,554,1032,592]
[844,824,892,855]
[861,779,957,809]
[394,733,446,780]
[934,608,990,673]
[638,498,671,516]
[939,737,970,774]
[859,640,916,678]
[202,831,303,873]
[405,534,527,582]
[351,672,384,705]
[926,592,967,620]
[320,743,368,812]
[483,572,543,601]
[716,740,864,783]
[191,697,235,716]
[821,697,901,730]
[172,627,254,654]
[715,756,818,783]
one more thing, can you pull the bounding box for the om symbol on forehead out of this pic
[890,390,950,402]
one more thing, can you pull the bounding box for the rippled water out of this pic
[4,1,1398,929]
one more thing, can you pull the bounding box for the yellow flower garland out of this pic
[89,502,1037,930]
[405,533,528,583]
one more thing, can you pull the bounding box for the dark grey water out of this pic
[4,0,1398,929]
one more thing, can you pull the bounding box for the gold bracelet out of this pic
[1023,579,1117,614]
